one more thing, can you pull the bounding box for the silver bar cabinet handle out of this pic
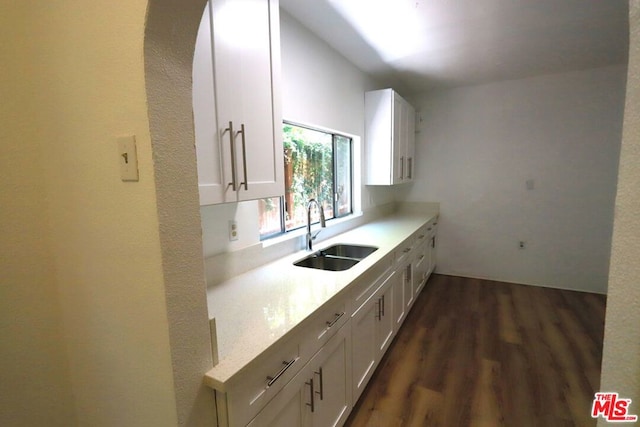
[266,357,298,388]
[238,123,248,190]
[315,368,324,400]
[306,378,315,412]
[326,312,345,329]
[225,121,237,191]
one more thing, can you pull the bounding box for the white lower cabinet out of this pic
[413,239,429,296]
[402,261,414,312]
[351,271,395,403]
[247,323,351,427]
[392,268,406,328]
[214,217,439,427]
[413,219,438,297]
[429,228,437,276]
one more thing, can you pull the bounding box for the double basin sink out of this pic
[294,244,378,271]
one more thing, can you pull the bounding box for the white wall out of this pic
[598,1,640,422]
[200,9,394,257]
[401,65,626,293]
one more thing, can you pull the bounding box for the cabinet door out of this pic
[194,0,283,205]
[402,261,414,311]
[311,323,351,427]
[429,232,437,276]
[246,365,313,427]
[394,94,416,184]
[211,0,283,202]
[248,324,351,427]
[365,89,415,186]
[414,240,428,296]
[392,93,403,184]
[404,100,416,182]
[392,269,406,328]
[351,291,378,403]
[193,2,228,205]
[375,277,394,356]
[351,272,395,402]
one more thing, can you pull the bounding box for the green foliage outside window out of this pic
[258,123,352,238]
[283,124,334,226]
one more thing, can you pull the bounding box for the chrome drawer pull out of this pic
[266,357,298,388]
[225,121,237,191]
[306,378,315,412]
[238,123,248,190]
[326,312,345,328]
[315,367,324,400]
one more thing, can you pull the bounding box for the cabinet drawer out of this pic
[299,297,349,361]
[223,337,302,427]
[350,252,394,312]
[414,225,429,246]
[395,235,416,266]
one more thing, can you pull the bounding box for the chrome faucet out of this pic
[306,199,326,251]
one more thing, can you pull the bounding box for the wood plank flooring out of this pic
[345,274,607,427]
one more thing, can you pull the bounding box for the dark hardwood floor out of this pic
[345,274,607,427]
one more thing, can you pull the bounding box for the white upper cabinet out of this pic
[193,0,284,205]
[364,88,416,185]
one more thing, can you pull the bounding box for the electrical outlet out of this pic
[519,241,526,249]
[229,220,238,241]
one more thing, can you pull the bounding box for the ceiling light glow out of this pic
[328,0,424,62]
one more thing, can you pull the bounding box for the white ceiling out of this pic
[280,0,629,94]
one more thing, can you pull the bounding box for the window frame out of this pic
[259,121,354,240]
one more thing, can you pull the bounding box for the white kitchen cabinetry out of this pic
[401,260,414,312]
[208,215,439,427]
[413,239,429,296]
[351,270,395,402]
[413,219,438,296]
[247,323,351,427]
[365,89,416,185]
[428,219,438,276]
[216,296,348,427]
[192,0,284,205]
[392,268,406,328]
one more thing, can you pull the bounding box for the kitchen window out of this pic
[259,122,353,239]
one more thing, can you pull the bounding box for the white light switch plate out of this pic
[117,135,139,182]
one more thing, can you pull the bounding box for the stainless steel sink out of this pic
[294,255,360,271]
[293,244,378,271]
[318,244,378,260]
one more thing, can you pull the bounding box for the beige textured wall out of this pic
[41,1,180,424]
[1,0,193,425]
[598,1,640,425]
[145,0,217,424]
[0,3,76,425]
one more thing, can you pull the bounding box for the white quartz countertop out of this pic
[204,210,437,390]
